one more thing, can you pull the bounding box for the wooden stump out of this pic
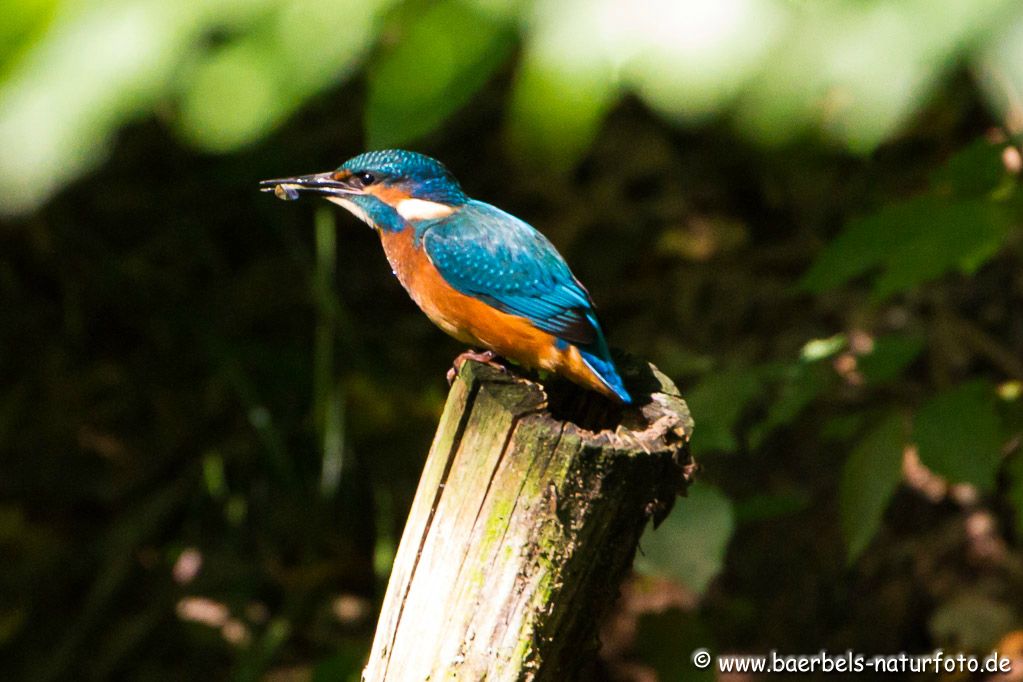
[362,357,694,681]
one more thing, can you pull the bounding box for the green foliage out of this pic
[748,361,834,450]
[365,1,513,149]
[930,137,1013,196]
[799,333,847,362]
[1006,450,1023,539]
[799,195,1014,301]
[637,484,735,596]
[2,0,1023,678]
[504,2,618,171]
[800,138,1021,301]
[839,413,906,562]
[312,641,369,682]
[796,132,1016,561]
[0,0,58,75]
[913,380,1003,491]
[633,608,715,682]
[733,490,811,524]
[684,367,763,455]
[4,0,1023,212]
[179,0,393,151]
[858,334,926,384]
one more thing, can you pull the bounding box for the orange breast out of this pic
[378,228,615,399]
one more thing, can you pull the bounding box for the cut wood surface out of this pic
[362,357,694,682]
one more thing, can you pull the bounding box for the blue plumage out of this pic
[262,149,633,404]
[577,345,631,404]
[421,201,632,403]
[340,150,468,205]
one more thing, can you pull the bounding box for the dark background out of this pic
[2,1,1023,679]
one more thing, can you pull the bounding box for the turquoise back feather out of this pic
[421,201,632,403]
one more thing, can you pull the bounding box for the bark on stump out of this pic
[362,357,694,681]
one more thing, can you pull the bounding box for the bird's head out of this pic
[260,149,468,231]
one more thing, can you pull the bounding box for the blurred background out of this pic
[2,0,1023,679]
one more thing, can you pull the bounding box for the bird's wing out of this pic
[422,201,599,345]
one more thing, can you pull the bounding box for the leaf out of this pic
[930,137,1010,197]
[858,334,925,384]
[840,412,905,562]
[799,196,1012,300]
[634,609,716,682]
[799,196,928,293]
[274,0,391,93]
[685,366,763,455]
[179,0,393,152]
[748,361,832,450]
[0,0,59,70]
[364,1,512,148]
[504,51,615,172]
[637,484,735,595]
[821,413,868,442]
[312,639,370,682]
[800,333,847,361]
[178,41,289,152]
[871,200,1010,299]
[1004,453,1023,540]
[733,489,811,524]
[913,380,1002,490]
[503,1,617,173]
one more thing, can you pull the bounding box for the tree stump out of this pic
[362,357,694,681]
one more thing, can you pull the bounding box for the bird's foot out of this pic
[447,349,505,385]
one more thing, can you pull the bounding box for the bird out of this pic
[259,149,633,404]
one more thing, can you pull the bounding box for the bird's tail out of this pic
[577,343,633,405]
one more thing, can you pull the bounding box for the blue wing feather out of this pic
[421,201,597,345]
[421,201,633,404]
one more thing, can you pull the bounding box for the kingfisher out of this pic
[259,149,632,404]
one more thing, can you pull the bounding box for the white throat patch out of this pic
[396,198,456,221]
[327,196,373,226]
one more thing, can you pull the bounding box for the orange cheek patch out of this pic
[368,184,412,204]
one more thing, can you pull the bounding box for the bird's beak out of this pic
[258,171,359,202]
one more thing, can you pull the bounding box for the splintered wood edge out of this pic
[456,358,692,439]
[455,357,695,482]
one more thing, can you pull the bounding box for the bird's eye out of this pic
[355,171,376,186]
